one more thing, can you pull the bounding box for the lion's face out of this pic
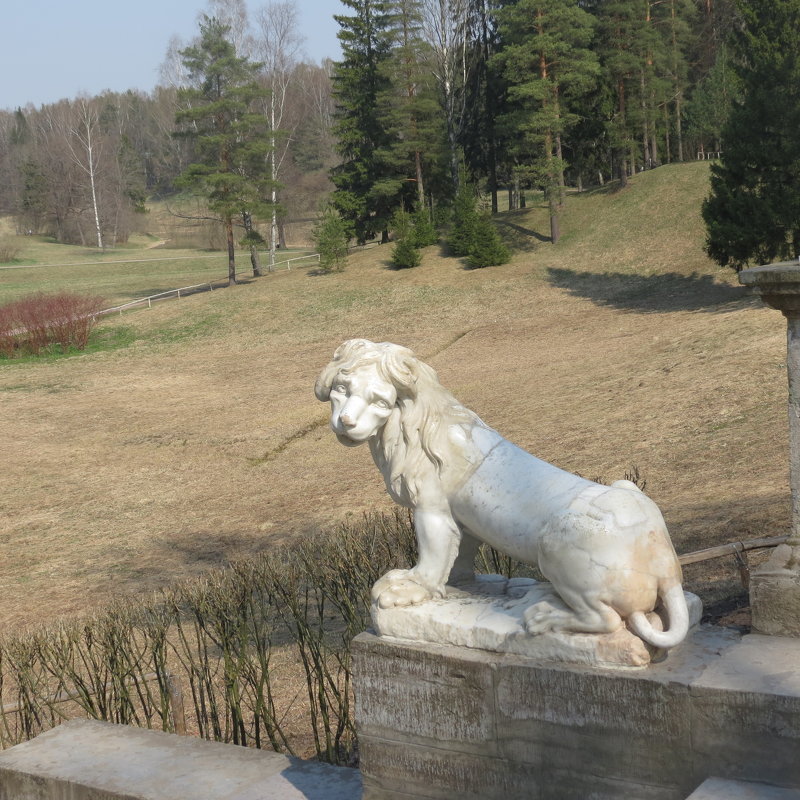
[328,362,397,447]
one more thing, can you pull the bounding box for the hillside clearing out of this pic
[0,162,787,631]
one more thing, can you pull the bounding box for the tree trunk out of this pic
[225,214,237,285]
[415,150,425,207]
[278,222,286,249]
[243,211,262,277]
[548,189,560,244]
[641,71,651,169]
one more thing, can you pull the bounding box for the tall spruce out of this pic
[381,0,444,208]
[495,0,598,243]
[461,0,503,212]
[702,0,800,270]
[331,0,403,244]
[175,15,273,284]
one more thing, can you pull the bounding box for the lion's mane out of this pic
[315,339,484,505]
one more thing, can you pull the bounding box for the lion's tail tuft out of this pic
[627,584,690,650]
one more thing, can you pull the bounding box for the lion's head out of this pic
[316,339,483,504]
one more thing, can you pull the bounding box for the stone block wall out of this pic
[353,629,800,800]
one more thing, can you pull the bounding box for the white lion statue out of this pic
[316,338,689,651]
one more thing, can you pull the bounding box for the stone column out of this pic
[740,262,800,635]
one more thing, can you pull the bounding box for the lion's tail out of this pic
[627,584,690,650]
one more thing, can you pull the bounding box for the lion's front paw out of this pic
[372,569,439,609]
[523,600,565,634]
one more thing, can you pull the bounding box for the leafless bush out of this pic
[0,510,416,764]
[0,238,21,263]
[0,292,106,357]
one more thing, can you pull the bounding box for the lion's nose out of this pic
[339,397,364,428]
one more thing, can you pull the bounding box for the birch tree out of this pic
[254,0,303,270]
[421,0,473,192]
[67,99,105,249]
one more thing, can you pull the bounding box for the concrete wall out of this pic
[353,629,800,800]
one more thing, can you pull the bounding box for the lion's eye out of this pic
[374,399,391,409]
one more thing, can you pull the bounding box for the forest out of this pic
[0,0,739,255]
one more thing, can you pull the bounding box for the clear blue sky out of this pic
[1,0,345,111]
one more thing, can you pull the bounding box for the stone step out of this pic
[687,778,800,800]
[0,718,362,800]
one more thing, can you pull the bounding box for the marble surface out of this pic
[317,339,693,657]
[371,574,703,668]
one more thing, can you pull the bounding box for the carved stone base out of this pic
[750,543,800,636]
[371,574,702,668]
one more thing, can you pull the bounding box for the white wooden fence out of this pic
[98,252,320,317]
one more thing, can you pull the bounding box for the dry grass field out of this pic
[0,161,788,633]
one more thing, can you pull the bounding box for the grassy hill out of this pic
[0,161,787,631]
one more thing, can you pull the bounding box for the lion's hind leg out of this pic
[523,585,622,636]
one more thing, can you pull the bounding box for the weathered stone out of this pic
[0,718,362,800]
[359,738,537,800]
[690,634,800,789]
[354,629,800,800]
[750,544,800,636]
[372,575,703,668]
[352,634,497,755]
[494,656,693,791]
[739,264,800,636]
[686,778,800,800]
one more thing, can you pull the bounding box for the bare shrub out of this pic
[0,238,21,263]
[0,292,106,357]
[0,510,416,763]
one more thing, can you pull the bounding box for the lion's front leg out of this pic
[372,508,461,609]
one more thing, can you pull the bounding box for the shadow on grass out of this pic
[493,209,550,251]
[546,267,756,314]
[125,277,253,301]
[668,490,788,626]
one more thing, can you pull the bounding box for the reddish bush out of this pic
[0,292,106,358]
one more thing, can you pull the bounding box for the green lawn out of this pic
[0,234,314,307]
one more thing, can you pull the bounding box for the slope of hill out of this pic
[0,162,786,630]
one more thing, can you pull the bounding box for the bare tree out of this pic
[254,0,304,269]
[66,99,105,249]
[421,0,473,192]
[206,0,254,58]
[159,35,191,89]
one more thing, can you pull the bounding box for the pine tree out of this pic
[175,15,274,285]
[411,204,438,247]
[381,0,445,208]
[312,205,350,272]
[702,0,800,269]
[391,236,422,268]
[448,185,481,257]
[331,0,405,244]
[495,0,599,242]
[468,213,509,268]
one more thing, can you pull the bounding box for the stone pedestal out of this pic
[371,575,703,668]
[739,263,800,635]
[353,629,800,800]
